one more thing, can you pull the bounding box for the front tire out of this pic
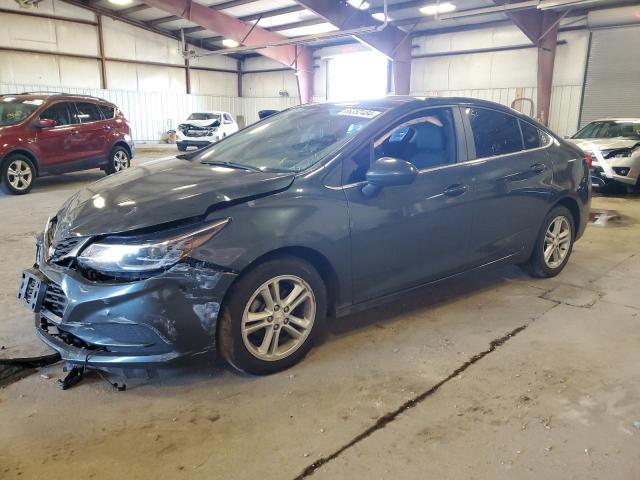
[104,146,131,175]
[1,154,35,195]
[218,256,326,375]
[521,206,574,278]
[177,143,187,152]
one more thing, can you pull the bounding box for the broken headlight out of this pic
[77,219,229,274]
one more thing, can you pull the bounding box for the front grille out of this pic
[50,236,85,262]
[42,282,67,318]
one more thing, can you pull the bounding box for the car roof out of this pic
[313,95,525,115]
[0,92,113,104]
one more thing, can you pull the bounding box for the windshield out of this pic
[188,113,221,121]
[194,104,385,172]
[0,98,43,126]
[573,120,640,140]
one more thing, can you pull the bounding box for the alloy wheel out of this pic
[543,215,572,269]
[113,150,130,171]
[241,275,316,361]
[7,159,33,191]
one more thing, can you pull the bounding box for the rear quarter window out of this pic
[99,104,115,119]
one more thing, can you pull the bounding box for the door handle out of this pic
[70,129,79,135]
[443,184,468,197]
[530,163,547,174]
[103,125,111,131]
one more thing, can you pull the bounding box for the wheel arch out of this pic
[1,148,40,176]
[554,196,581,236]
[224,246,341,317]
[111,140,132,158]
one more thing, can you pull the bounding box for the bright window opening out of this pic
[327,52,388,102]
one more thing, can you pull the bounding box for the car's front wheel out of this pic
[521,205,575,278]
[1,154,36,195]
[104,146,131,175]
[218,256,326,375]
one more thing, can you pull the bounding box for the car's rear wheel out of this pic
[105,146,131,175]
[521,205,574,278]
[1,154,35,195]
[218,256,326,375]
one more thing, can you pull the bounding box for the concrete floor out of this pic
[1,150,639,479]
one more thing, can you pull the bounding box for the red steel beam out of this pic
[294,0,411,94]
[140,0,314,103]
[494,3,560,125]
[536,11,560,126]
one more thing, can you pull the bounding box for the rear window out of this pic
[74,102,103,123]
[465,107,523,158]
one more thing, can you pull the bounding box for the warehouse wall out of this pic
[410,25,588,137]
[242,57,299,99]
[0,0,297,138]
[311,26,588,137]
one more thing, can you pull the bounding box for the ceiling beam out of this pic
[140,0,314,102]
[148,14,182,26]
[117,4,150,16]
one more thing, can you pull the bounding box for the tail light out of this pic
[583,152,593,169]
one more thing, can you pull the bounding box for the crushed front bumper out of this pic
[29,246,237,369]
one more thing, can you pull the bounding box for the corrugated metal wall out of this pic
[0,82,299,141]
[409,85,583,138]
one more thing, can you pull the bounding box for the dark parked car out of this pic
[17,97,590,375]
[0,93,134,195]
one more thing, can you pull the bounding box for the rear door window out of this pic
[74,102,104,123]
[40,102,74,126]
[465,107,523,158]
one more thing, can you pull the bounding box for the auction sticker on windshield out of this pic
[337,108,381,119]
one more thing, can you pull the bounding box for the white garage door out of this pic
[579,26,640,127]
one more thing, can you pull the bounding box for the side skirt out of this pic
[335,251,524,318]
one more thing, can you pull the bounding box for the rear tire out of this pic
[521,205,574,278]
[218,256,326,375]
[1,154,35,195]
[104,146,131,175]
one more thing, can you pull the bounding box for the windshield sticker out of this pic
[337,108,381,119]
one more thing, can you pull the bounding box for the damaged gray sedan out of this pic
[17,97,590,375]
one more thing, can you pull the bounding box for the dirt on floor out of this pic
[1,156,639,479]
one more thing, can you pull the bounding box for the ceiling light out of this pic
[420,2,456,15]
[222,38,240,48]
[347,0,370,10]
[371,12,390,22]
[108,0,133,6]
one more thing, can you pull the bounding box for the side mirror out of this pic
[35,118,57,128]
[362,157,418,196]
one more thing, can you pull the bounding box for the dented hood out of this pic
[55,158,295,236]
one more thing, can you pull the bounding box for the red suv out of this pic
[0,93,135,195]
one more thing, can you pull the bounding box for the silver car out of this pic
[568,119,640,191]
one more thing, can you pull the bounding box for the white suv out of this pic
[176,111,239,151]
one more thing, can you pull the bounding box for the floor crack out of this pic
[293,323,534,479]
